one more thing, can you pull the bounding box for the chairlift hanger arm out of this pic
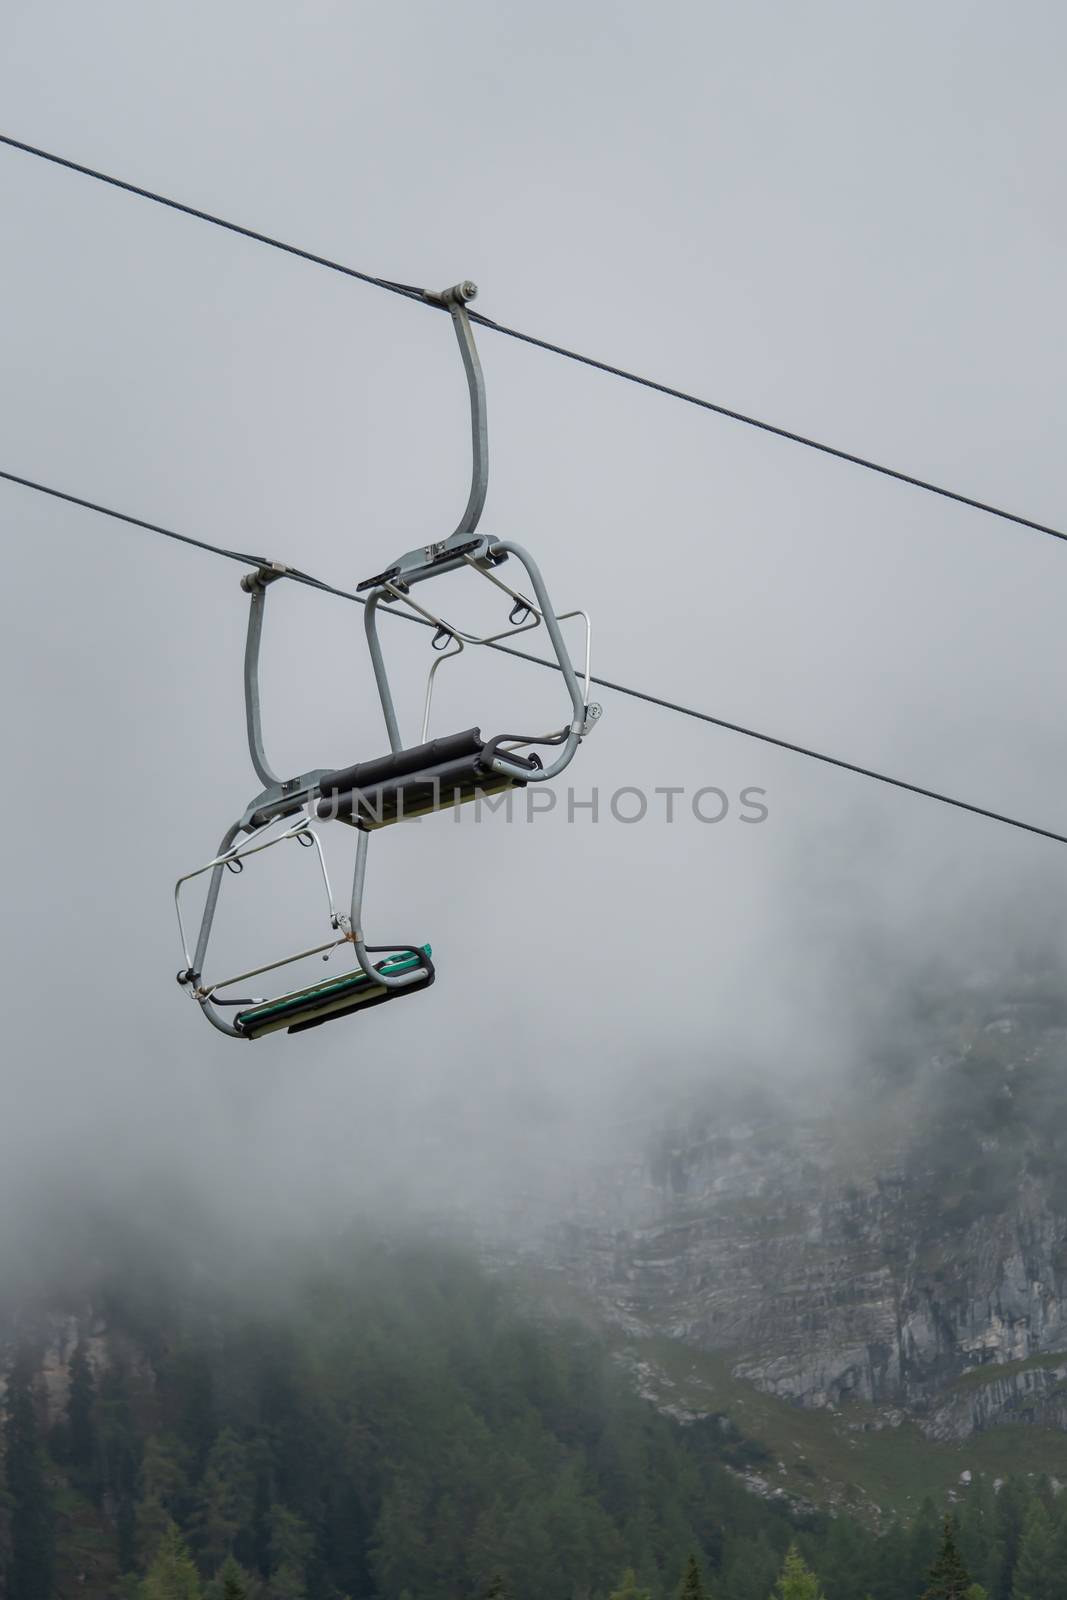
[240,562,288,788]
[423,281,488,540]
[237,563,331,823]
[357,281,498,595]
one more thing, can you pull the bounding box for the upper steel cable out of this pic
[1,130,1065,548]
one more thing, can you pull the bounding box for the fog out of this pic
[2,1,1066,1275]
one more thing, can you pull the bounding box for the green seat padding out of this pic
[235,945,433,1040]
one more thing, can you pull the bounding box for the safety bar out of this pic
[175,809,342,1038]
[363,537,590,780]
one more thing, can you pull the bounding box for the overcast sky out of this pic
[2,1,1065,1244]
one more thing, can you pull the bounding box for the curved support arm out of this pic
[241,568,286,788]
[349,830,430,989]
[450,298,488,537]
[425,282,488,539]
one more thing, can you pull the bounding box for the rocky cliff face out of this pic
[536,985,1067,1443]
[0,1306,152,1428]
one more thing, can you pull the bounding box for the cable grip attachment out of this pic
[240,561,289,594]
[424,281,478,308]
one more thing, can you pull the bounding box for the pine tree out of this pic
[821,1515,874,1598]
[1012,1500,1053,1600]
[609,1569,653,1600]
[957,1478,997,1597]
[865,1521,910,1600]
[1047,1496,1067,1595]
[265,1564,307,1600]
[264,1503,312,1599]
[722,1534,779,1600]
[770,1544,825,1600]
[268,1503,313,1575]
[993,1478,1030,1597]
[678,1552,708,1600]
[922,1517,974,1600]
[3,1346,55,1600]
[482,1576,509,1599]
[66,1338,97,1484]
[96,1361,141,1570]
[192,1428,254,1571]
[205,1553,254,1600]
[142,1518,202,1600]
[137,1435,193,1567]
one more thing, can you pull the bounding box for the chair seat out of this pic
[234,946,434,1039]
[317,728,539,829]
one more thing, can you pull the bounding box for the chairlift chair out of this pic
[317,283,599,829]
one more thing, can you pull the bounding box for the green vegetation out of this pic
[771,1545,825,1600]
[949,1353,1067,1394]
[143,1522,202,1599]
[3,1233,1067,1599]
[3,1343,56,1599]
[919,1517,975,1600]
[676,1554,707,1600]
[624,1335,1067,1523]
[609,1571,654,1600]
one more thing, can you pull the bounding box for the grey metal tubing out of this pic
[190,817,245,1038]
[382,575,544,650]
[242,571,284,788]
[365,545,586,778]
[178,813,325,967]
[191,819,243,977]
[421,630,465,743]
[449,297,488,537]
[424,283,488,539]
[495,726,581,784]
[202,935,348,995]
[420,607,590,744]
[348,830,427,989]
[178,816,340,971]
[482,540,587,783]
[177,809,344,1038]
[359,290,589,792]
[364,590,404,753]
[199,996,244,1039]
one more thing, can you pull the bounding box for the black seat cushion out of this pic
[318,728,487,798]
[317,730,541,829]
